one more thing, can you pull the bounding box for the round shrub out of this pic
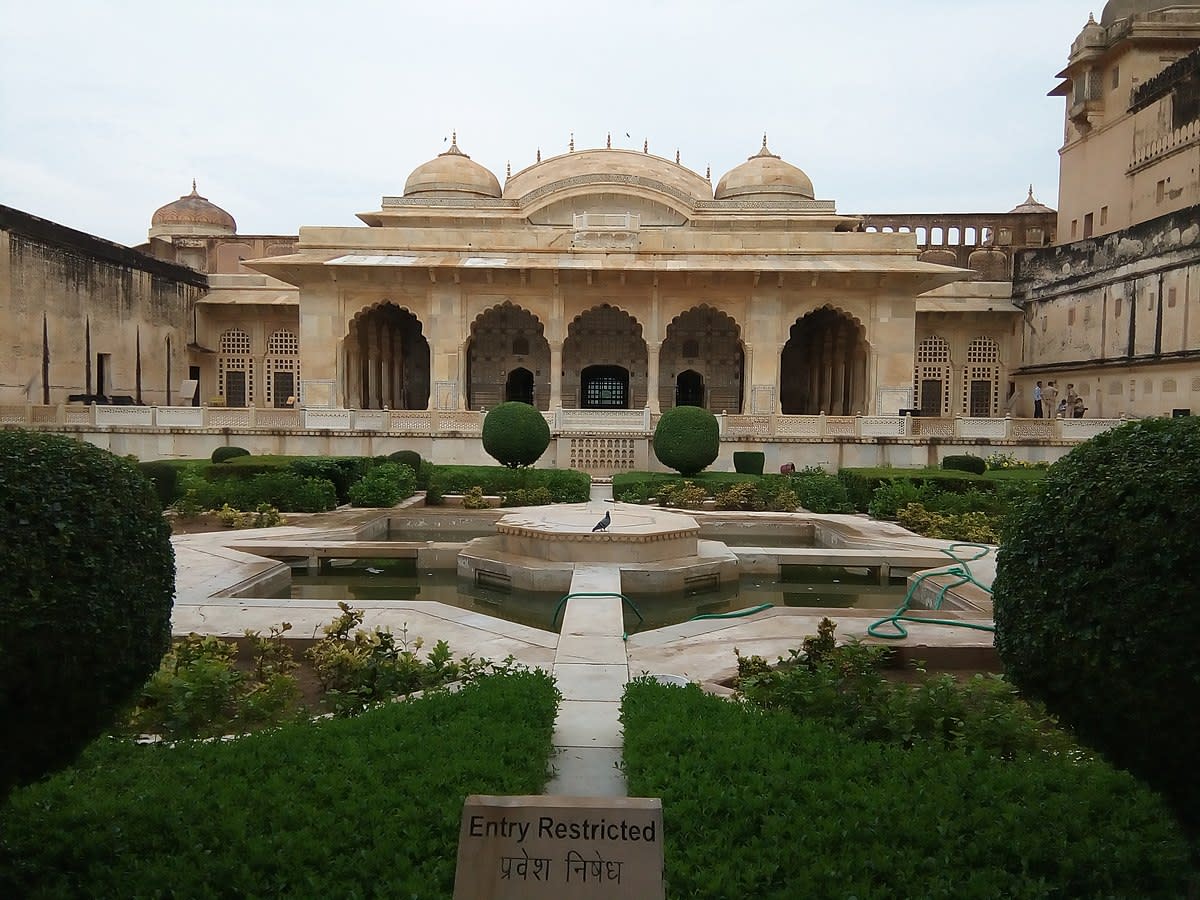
[654,406,719,476]
[211,446,250,464]
[0,431,174,799]
[482,402,551,469]
[941,454,986,475]
[993,417,1200,835]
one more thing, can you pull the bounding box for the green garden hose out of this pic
[867,543,998,640]
[689,603,774,622]
[550,591,645,641]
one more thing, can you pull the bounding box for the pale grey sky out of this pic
[0,1,1097,246]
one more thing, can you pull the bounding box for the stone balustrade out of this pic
[0,403,1126,443]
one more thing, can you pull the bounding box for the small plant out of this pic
[348,463,416,508]
[461,485,491,509]
[657,480,709,509]
[172,489,204,519]
[501,486,554,507]
[942,454,987,475]
[714,482,763,511]
[790,472,853,513]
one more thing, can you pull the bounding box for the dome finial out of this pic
[506,160,511,179]
[706,164,711,180]
[762,132,768,149]
[191,178,198,195]
[606,132,612,149]
[569,132,574,152]
[675,149,681,164]
[536,147,541,163]
[643,138,648,153]
[1028,184,1036,202]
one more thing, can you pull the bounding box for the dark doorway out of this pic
[581,365,629,409]
[505,367,535,405]
[226,371,247,408]
[676,370,705,407]
[189,365,201,407]
[919,379,943,417]
[96,353,111,401]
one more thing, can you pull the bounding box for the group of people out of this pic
[1033,380,1086,418]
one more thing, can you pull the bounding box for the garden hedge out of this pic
[653,406,719,476]
[137,461,180,507]
[733,451,765,475]
[0,431,175,799]
[481,402,551,468]
[426,465,589,503]
[993,417,1200,837]
[941,454,987,474]
[211,446,250,464]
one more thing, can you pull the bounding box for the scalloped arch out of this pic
[468,300,548,337]
[787,303,868,339]
[346,300,427,339]
[566,303,646,339]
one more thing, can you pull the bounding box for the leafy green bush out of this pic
[137,460,180,506]
[867,479,935,519]
[0,431,174,799]
[622,680,1193,898]
[942,453,987,474]
[501,486,553,506]
[713,482,762,510]
[348,463,416,508]
[653,406,719,476]
[461,486,491,509]
[481,402,551,468]
[188,471,337,513]
[790,472,854,513]
[657,480,709,509]
[215,502,284,529]
[733,451,765,475]
[287,457,371,505]
[839,467,1025,512]
[0,673,559,897]
[994,417,1200,837]
[427,465,589,503]
[896,503,1001,543]
[211,446,250,464]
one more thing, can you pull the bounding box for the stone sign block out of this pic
[453,795,665,899]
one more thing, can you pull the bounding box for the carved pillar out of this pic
[831,331,847,415]
[647,344,661,413]
[741,344,752,415]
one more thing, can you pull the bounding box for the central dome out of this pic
[1101,1,1200,24]
[150,181,236,236]
[403,136,501,199]
[714,138,814,201]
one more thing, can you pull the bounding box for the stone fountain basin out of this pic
[493,503,699,563]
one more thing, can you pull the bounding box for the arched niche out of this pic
[466,302,550,410]
[660,305,744,413]
[780,307,869,415]
[563,305,648,409]
[345,302,430,410]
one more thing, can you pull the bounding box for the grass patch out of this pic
[622,680,1193,898]
[0,672,558,898]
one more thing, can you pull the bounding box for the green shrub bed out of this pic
[613,470,853,513]
[426,465,589,504]
[622,680,1194,898]
[182,469,337,513]
[0,672,559,898]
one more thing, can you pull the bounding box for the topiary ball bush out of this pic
[0,431,175,799]
[942,454,986,475]
[993,417,1200,836]
[481,402,551,469]
[211,446,250,464]
[654,406,719,476]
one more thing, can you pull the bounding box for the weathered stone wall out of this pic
[1012,203,1200,417]
[0,205,206,405]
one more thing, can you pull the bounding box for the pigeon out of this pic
[592,511,611,532]
[366,567,383,575]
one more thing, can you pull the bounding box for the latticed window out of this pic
[265,330,300,407]
[217,329,253,407]
[963,337,1000,417]
[913,336,951,416]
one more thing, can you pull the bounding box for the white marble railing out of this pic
[0,404,1127,443]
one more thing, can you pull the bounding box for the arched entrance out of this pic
[345,303,430,409]
[676,370,704,407]
[466,303,551,410]
[563,305,648,409]
[660,305,744,412]
[780,307,868,415]
[505,367,535,404]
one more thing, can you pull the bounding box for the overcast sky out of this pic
[0,1,1098,246]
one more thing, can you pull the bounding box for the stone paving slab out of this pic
[545,748,626,798]
[553,664,630,701]
[553,700,624,749]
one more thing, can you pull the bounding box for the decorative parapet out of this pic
[1129,120,1200,172]
[0,405,1123,443]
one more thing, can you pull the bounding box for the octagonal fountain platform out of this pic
[457,502,738,594]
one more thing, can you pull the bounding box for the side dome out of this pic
[150,181,236,237]
[714,137,814,201]
[1102,1,1200,24]
[403,135,501,199]
[1009,185,1055,214]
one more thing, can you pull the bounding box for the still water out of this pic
[283,560,907,634]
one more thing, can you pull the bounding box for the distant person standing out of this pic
[1033,380,1044,418]
[1044,380,1060,417]
[1073,395,1086,418]
[1066,383,1079,416]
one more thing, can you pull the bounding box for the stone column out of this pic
[741,344,753,415]
[549,341,563,411]
[831,331,847,415]
[647,344,661,414]
[459,341,470,410]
